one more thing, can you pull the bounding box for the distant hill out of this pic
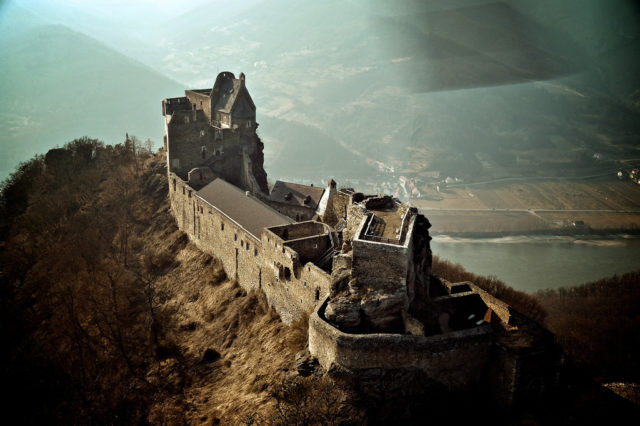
[0,21,183,178]
[1,0,639,181]
[144,0,640,181]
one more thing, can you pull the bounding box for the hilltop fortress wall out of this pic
[168,171,333,323]
[163,72,562,405]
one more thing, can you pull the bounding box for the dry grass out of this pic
[148,242,297,424]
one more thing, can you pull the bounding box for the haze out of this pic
[1,0,639,184]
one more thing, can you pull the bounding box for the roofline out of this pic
[195,193,263,243]
[195,183,293,242]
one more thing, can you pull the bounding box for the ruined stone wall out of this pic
[260,229,331,323]
[452,281,514,326]
[343,204,367,243]
[166,109,210,174]
[185,90,212,123]
[309,301,493,389]
[285,235,332,264]
[269,222,328,240]
[162,97,192,116]
[265,201,316,222]
[351,217,413,294]
[166,110,266,193]
[332,191,351,222]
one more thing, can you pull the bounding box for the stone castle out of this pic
[162,72,561,406]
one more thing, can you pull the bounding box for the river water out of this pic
[430,235,640,293]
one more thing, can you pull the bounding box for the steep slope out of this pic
[0,144,355,424]
[0,23,184,178]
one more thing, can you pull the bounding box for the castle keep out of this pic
[163,72,561,406]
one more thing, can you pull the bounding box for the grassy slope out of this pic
[0,144,311,424]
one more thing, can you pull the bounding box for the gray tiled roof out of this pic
[211,72,255,114]
[196,178,293,239]
[269,181,325,209]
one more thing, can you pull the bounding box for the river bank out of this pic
[430,234,640,292]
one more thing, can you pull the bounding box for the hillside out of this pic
[0,140,350,423]
[0,19,184,178]
[1,142,638,424]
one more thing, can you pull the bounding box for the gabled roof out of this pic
[269,181,325,209]
[196,178,293,240]
[211,71,255,115]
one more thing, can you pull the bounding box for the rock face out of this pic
[325,296,362,330]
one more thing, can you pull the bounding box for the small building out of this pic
[267,180,325,222]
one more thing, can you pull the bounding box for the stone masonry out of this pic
[162,72,562,406]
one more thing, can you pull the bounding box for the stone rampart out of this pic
[169,172,331,323]
[309,299,493,389]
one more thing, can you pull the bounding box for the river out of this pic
[430,235,640,293]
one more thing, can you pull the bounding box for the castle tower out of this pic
[162,72,268,195]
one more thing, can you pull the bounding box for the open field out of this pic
[412,180,640,235]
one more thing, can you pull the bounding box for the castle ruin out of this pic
[162,72,561,407]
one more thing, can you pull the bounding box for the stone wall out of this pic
[309,300,493,389]
[169,172,331,323]
[169,172,262,291]
[185,90,213,123]
[260,228,332,323]
[164,97,267,194]
[265,200,316,222]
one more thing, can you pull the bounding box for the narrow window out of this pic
[173,179,177,191]
[234,233,238,242]
[188,190,192,198]
[315,288,320,301]
[221,223,224,231]
[246,242,250,251]
[254,248,258,257]
[182,187,185,195]
[241,240,244,248]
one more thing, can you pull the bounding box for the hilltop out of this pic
[1,140,639,424]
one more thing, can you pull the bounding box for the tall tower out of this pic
[162,72,268,195]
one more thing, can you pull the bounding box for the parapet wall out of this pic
[309,299,493,389]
